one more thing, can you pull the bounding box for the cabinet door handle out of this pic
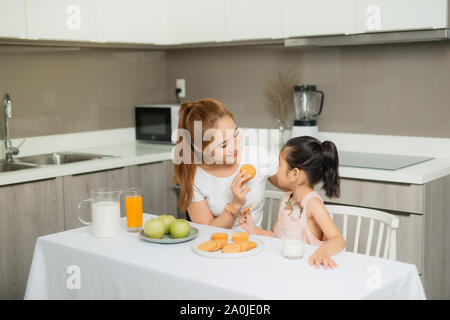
[72,167,125,176]
[137,161,164,167]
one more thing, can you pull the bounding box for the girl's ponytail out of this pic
[321,141,340,198]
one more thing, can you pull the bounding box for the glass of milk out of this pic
[77,188,123,238]
[282,228,305,259]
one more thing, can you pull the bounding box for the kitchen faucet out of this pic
[3,94,24,162]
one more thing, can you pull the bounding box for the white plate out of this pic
[139,227,199,244]
[191,238,264,259]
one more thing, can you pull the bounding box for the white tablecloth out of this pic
[25,214,426,300]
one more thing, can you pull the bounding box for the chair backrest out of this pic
[325,205,399,260]
[264,190,285,230]
[263,190,399,261]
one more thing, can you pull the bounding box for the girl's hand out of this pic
[238,206,258,234]
[309,248,338,270]
[230,170,252,208]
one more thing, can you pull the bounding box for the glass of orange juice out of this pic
[125,188,143,232]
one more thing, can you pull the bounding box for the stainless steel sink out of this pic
[16,152,115,166]
[0,160,39,173]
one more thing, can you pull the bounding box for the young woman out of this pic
[173,98,286,231]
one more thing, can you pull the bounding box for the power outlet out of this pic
[176,79,186,98]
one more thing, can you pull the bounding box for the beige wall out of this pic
[1,41,449,140]
[167,42,450,138]
[0,46,168,138]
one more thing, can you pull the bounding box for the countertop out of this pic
[0,142,173,186]
[1,128,450,186]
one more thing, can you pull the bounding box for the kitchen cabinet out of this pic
[0,0,27,39]
[313,178,425,270]
[164,0,226,44]
[62,161,175,230]
[26,0,96,41]
[315,176,450,300]
[0,178,65,300]
[357,0,449,33]
[422,176,450,300]
[62,167,130,230]
[95,0,163,44]
[3,0,449,46]
[226,0,283,41]
[317,178,425,214]
[283,0,358,37]
[129,161,172,215]
[0,160,173,299]
[166,161,180,216]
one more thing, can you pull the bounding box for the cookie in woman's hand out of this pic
[240,164,256,180]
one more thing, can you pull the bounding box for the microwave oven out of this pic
[135,104,180,144]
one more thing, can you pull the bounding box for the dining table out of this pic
[24,213,426,300]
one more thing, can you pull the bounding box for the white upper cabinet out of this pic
[3,0,449,45]
[0,0,27,39]
[164,0,226,44]
[26,0,96,41]
[357,0,449,33]
[96,0,163,44]
[226,0,283,41]
[283,0,358,37]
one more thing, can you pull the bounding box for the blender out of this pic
[291,85,324,139]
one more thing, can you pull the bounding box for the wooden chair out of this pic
[263,190,399,260]
[326,205,399,260]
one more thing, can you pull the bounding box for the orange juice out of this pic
[125,195,143,230]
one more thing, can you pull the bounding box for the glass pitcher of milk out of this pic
[77,188,123,238]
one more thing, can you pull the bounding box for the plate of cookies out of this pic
[191,232,264,259]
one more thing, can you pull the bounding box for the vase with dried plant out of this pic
[265,70,299,145]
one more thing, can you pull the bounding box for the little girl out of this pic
[239,136,346,269]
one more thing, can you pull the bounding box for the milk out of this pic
[282,238,304,259]
[91,201,121,238]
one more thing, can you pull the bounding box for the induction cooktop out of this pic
[338,151,434,171]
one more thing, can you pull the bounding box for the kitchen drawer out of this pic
[316,178,424,215]
[266,178,424,214]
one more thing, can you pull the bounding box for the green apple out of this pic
[169,219,191,239]
[143,218,165,239]
[157,214,176,234]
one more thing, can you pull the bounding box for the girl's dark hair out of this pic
[282,136,340,198]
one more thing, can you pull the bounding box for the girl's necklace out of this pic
[285,194,303,219]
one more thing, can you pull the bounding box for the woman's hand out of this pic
[308,247,338,270]
[230,170,252,209]
[238,207,258,234]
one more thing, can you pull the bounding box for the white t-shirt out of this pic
[192,144,279,231]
